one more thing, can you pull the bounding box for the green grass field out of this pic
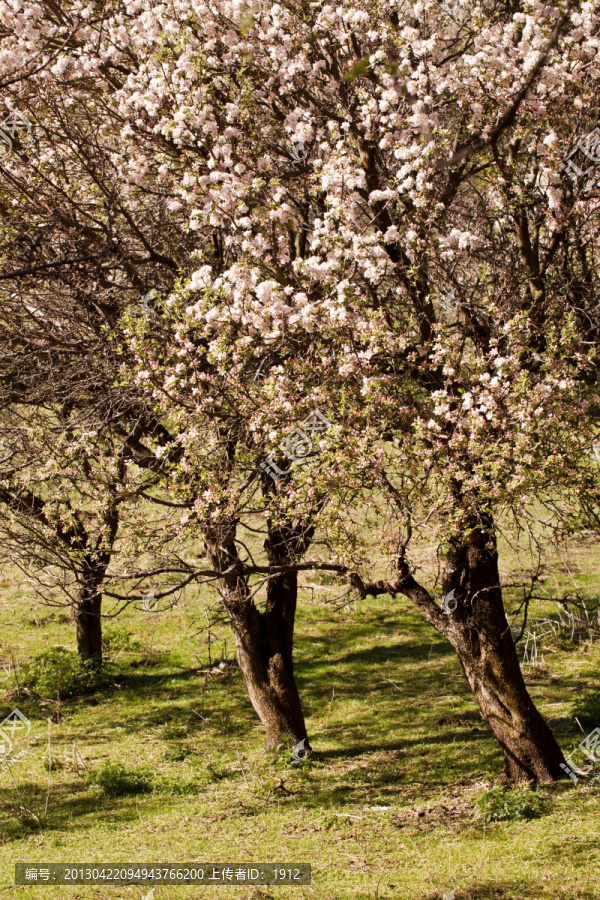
[1,531,599,900]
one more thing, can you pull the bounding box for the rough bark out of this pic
[229,571,308,750]
[74,550,112,664]
[354,517,567,783]
[73,502,119,666]
[75,587,103,664]
[206,523,309,750]
[442,522,566,783]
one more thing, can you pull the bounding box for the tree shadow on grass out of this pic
[0,785,154,841]
[316,727,493,762]
[0,772,214,842]
[332,635,453,668]
[417,881,594,900]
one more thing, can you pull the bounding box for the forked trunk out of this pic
[444,522,566,783]
[206,524,309,750]
[230,570,308,750]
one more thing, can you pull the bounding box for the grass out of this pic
[0,531,599,899]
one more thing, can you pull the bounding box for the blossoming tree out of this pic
[1,0,600,779]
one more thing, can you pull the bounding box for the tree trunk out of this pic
[443,521,566,783]
[75,587,103,664]
[205,524,309,751]
[75,550,112,665]
[229,569,308,750]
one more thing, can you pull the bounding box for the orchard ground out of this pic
[0,528,599,900]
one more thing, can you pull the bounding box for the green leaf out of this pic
[240,12,254,35]
[343,57,370,81]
